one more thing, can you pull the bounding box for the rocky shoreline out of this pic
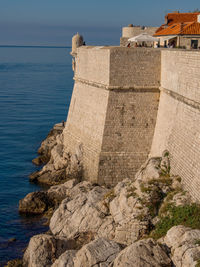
[6,123,200,267]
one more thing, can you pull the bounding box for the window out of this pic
[191,40,198,49]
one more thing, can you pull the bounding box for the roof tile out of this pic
[166,12,200,25]
[154,22,200,36]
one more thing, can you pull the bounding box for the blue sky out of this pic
[0,0,199,46]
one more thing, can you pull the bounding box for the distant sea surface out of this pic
[0,46,74,265]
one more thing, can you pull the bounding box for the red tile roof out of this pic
[166,12,200,25]
[182,22,200,34]
[155,24,166,34]
[154,22,200,36]
[155,13,200,36]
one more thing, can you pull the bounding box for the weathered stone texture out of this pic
[75,46,110,86]
[151,50,200,201]
[99,89,159,185]
[64,47,161,185]
[63,82,109,182]
[109,48,161,88]
[161,50,200,103]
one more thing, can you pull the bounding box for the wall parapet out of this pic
[75,46,161,89]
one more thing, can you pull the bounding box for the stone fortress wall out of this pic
[151,50,200,201]
[64,45,200,201]
[63,47,160,185]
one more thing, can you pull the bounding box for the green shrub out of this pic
[151,204,200,239]
[158,189,182,216]
[148,177,172,186]
[196,259,200,267]
[140,184,152,193]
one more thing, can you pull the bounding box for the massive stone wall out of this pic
[98,89,159,185]
[151,50,200,201]
[64,45,200,196]
[64,47,161,185]
[63,47,110,181]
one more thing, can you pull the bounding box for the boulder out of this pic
[114,220,149,246]
[164,225,200,267]
[19,179,78,215]
[135,150,170,183]
[32,155,49,166]
[52,250,77,267]
[30,168,69,186]
[5,259,23,267]
[19,191,49,214]
[113,238,172,267]
[23,234,76,267]
[47,179,78,205]
[50,184,110,239]
[73,238,122,267]
[32,123,64,166]
[109,182,150,245]
[135,157,162,182]
[30,135,83,186]
[171,191,191,206]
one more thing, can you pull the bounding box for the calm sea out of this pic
[0,46,74,265]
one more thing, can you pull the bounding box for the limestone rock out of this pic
[30,133,83,186]
[109,178,158,245]
[19,191,49,214]
[135,151,170,183]
[5,259,23,267]
[34,169,68,186]
[171,176,182,190]
[73,238,122,267]
[160,150,170,174]
[52,250,77,267]
[38,123,64,156]
[47,179,78,206]
[19,179,78,216]
[113,238,172,267]
[32,155,49,166]
[50,184,110,239]
[50,174,177,246]
[110,185,148,224]
[171,191,191,206]
[33,123,64,166]
[23,234,76,267]
[164,225,200,267]
[114,220,149,245]
[135,157,162,182]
